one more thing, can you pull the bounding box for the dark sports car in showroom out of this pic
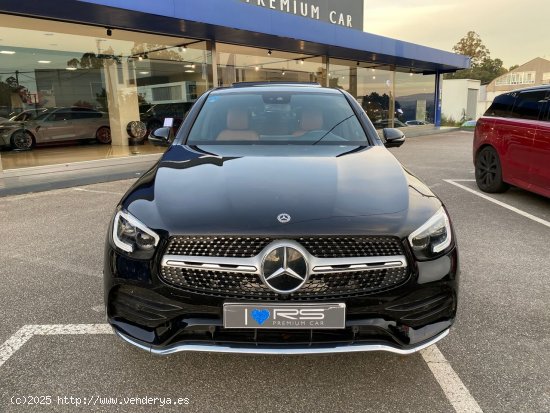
[105,82,459,355]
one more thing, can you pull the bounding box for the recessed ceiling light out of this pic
[139,71,150,75]
[184,64,193,68]
[0,50,16,55]
[38,60,51,64]
[66,67,77,71]
[185,70,194,73]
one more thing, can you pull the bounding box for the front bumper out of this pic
[0,131,12,147]
[114,326,449,355]
[105,241,458,354]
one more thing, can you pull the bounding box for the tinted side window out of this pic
[511,91,548,120]
[485,93,516,118]
[71,110,102,119]
[52,112,71,121]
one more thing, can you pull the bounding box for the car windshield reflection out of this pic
[187,90,370,145]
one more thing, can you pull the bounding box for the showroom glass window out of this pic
[328,59,397,129]
[0,14,211,169]
[395,71,436,125]
[216,43,325,87]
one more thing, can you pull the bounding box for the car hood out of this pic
[123,145,441,238]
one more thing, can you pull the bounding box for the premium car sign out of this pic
[239,0,363,29]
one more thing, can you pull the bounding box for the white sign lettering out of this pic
[241,0,362,30]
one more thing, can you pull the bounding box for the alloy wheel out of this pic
[96,127,111,144]
[477,149,498,187]
[12,131,33,150]
[475,147,509,193]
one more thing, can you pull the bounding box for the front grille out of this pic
[160,266,409,300]
[298,237,403,257]
[165,236,404,258]
[165,237,271,257]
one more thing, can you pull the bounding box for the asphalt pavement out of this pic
[0,131,548,412]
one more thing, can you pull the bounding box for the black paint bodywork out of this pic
[104,85,459,351]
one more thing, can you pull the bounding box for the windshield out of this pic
[187,91,369,145]
[9,112,25,121]
[10,110,43,122]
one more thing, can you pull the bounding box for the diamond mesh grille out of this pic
[165,236,404,258]
[160,266,409,300]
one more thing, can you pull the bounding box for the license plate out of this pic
[223,303,346,329]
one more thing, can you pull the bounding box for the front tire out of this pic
[475,146,509,193]
[96,126,111,144]
[10,130,34,151]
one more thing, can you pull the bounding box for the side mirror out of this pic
[148,127,172,147]
[383,128,405,148]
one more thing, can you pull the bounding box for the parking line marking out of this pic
[1,324,482,413]
[421,345,483,413]
[0,324,113,368]
[0,326,36,369]
[73,188,124,195]
[445,180,550,229]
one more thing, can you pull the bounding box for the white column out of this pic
[103,58,140,147]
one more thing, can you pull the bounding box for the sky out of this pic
[363,0,550,67]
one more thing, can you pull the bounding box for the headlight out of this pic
[408,207,452,260]
[112,210,159,259]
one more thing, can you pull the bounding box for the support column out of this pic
[349,66,358,97]
[208,41,218,88]
[434,71,442,127]
[324,55,329,87]
[103,58,140,147]
[389,69,396,128]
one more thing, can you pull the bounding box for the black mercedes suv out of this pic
[104,82,458,355]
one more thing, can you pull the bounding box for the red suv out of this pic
[474,86,550,198]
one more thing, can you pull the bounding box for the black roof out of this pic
[231,82,322,88]
[507,85,550,94]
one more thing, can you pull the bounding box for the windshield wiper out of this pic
[312,115,354,145]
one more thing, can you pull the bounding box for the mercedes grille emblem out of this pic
[277,213,291,223]
[261,244,308,294]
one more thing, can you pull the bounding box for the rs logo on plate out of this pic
[273,308,325,320]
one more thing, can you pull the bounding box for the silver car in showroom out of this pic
[0,107,111,150]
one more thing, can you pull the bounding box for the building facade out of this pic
[441,79,481,123]
[478,57,550,117]
[0,0,469,176]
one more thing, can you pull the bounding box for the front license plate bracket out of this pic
[223,303,346,329]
